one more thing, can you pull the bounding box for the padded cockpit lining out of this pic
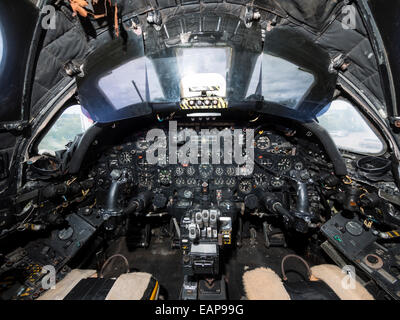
[31,8,89,112]
[29,0,386,120]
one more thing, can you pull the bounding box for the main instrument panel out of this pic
[90,123,324,204]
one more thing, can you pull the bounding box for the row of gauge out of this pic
[155,166,286,192]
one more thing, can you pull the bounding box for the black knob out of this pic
[244,194,259,210]
[153,193,167,209]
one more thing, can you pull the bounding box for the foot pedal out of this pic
[198,276,227,300]
[263,222,286,248]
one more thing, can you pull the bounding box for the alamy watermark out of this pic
[41,265,56,290]
[342,4,357,30]
[41,5,57,30]
[341,265,357,290]
[145,121,255,176]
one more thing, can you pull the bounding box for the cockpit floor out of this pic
[102,230,315,300]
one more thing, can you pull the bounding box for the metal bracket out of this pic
[147,10,162,31]
[64,60,84,77]
[0,120,30,132]
[389,117,400,129]
[244,5,261,28]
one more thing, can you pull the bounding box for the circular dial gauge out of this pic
[225,177,236,188]
[187,178,197,186]
[215,166,224,176]
[175,167,185,176]
[158,169,172,185]
[176,177,185,187]
[199,164,213,179]
[119,152,132,164]
[256,135,271,150]
[277,158,291,172]
[214,177,225,186]
[183,190,193,199]
[254,173,269,189]
[239,179,253,194]
[345,221,363,236]
[226,166,236,176]
[294,162,304,171]
[136,138,150,150]
[186,166,196,176]
[270,177,284,188]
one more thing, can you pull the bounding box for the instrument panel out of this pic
[92,124,311,201]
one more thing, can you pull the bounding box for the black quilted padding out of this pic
[31,9,89,115]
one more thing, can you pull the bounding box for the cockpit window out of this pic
[176,47,231,79]
[97,47,232,111]
[38,105,93,155]
[317,100,384,154]
[98,57,164,110]
[246,54,315,109]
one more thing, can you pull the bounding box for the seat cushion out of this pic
[105,272,158,300]
[243,267,290,300]
[38,269,159,300]
[310,264,374,300]
[243,265,374,300]
[38,269,97,300]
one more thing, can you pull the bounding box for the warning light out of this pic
[334,235,342,242]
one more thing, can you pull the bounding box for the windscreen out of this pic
[98,56,164,109]
[77,30,153,122]
[77,14,336,123]
[246,54,315,109]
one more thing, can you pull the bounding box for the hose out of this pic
[281,254,312,281]
[99,254,130,278]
